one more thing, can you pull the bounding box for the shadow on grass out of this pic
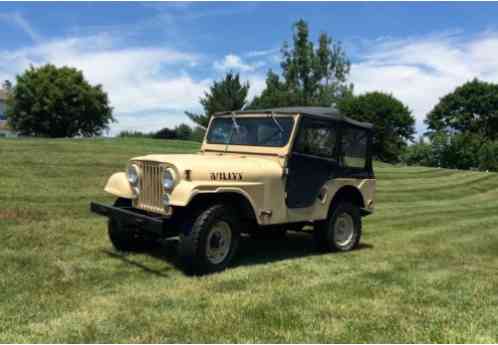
[104,232,374,276]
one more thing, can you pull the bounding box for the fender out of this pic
[104,172,136,199]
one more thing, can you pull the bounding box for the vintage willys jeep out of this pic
[91,107,375,274]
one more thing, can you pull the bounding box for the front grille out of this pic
[134,161,166,214]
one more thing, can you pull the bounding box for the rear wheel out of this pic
[179,204,240,274]
[107,198,155,252]
[314,202,361,252]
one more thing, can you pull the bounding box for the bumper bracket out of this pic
[90,202,166,236]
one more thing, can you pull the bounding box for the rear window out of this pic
[341,126,368,169]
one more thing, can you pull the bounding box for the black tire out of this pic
[178,204,240,274]
[314,202,362,252]
[108,198,155,252]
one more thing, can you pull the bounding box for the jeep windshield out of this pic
[206,116,294,147]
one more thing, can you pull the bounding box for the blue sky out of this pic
[1,2,498,135]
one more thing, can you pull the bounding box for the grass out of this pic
[1,137,498,343]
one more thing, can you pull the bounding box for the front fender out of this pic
[104,172,136,199]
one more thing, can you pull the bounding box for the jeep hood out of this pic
[130,153,284,182]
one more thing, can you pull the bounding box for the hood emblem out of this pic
[210,172,243,181]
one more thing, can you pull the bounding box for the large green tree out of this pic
[6,64,113,137]
[425,79,498,140]
[186,72,249,128]
[249,19,352,109]
[338,92,415,162]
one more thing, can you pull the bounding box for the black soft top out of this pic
[214,106,373,130]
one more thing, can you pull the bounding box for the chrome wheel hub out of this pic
[334,212,354,246]
[206,221,232,265]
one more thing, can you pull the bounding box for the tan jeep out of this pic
[91,107,376,274]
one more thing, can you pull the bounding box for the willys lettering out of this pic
[210,172,243,181]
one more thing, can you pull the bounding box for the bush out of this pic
[174,124,193,140]
[7,64,113,137]
[401,139,434,167]
[154,127,177,139]
[121,124,204,142]
[478,141,498,171]
[118,130,153,138]
[433,132,481,170]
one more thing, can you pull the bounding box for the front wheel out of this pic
[179,204,240,274]
[314,202,362,252]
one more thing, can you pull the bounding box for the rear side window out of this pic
[294,118,337,159]
[341,126,368,169]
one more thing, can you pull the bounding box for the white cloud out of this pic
[214,54,264,72]
[350,32,498,135]
[0,34,210,135]
[0,12,41,43]
[245,47,279,58]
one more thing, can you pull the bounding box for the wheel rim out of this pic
[206,221,232,265]
[333,212,355,247]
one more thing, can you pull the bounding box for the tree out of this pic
[430,132,481,170]
[338,92,415,163]
[2,80,12,91]
[6,64,113,137]
[191,126,206,142]
[175,123,193,140]
[478,141,498,171]
[425,79,498,140]
[185,72,249,128]
[249,19,352,109]
[154,127,177,139]
[401,137,435,167]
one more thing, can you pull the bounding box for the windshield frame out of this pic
[201,113,300,156]
[205,115,295,148]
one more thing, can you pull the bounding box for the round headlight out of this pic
[162,168,176,190]
[127,164,140,187]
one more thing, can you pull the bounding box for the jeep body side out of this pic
[91,107,376,274]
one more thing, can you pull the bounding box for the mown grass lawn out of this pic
[1,137,498,343]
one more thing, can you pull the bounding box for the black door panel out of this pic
[286,153,338,208]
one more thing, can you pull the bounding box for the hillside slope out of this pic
[1,138,497,343]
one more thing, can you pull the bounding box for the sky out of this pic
[1,2,498,136]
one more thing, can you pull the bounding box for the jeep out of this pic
[90,107,376,274]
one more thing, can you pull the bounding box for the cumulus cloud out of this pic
[0,34,211,134]
[350,32,498,134]
[5,22,498,138]
[213,54,264,72]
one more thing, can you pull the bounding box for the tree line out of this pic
[3,19,498,171]
[118,124,205,142]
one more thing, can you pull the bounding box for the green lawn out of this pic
[1,137,498,343]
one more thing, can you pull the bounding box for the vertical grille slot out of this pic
[134,161,165,214]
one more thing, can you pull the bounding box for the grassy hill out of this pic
[1,137,498,343]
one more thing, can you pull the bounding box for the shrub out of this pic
[118,130,153,138]
[401,139,434,167]
[7,64,113,137]
[154,127,177,139]
[478,141,498,171]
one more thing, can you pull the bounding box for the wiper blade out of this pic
[231,111,240,133]
[270,111,284,133]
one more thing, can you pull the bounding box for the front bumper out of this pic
[90,202,169,236]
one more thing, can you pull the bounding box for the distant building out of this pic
[0,89,16,137]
